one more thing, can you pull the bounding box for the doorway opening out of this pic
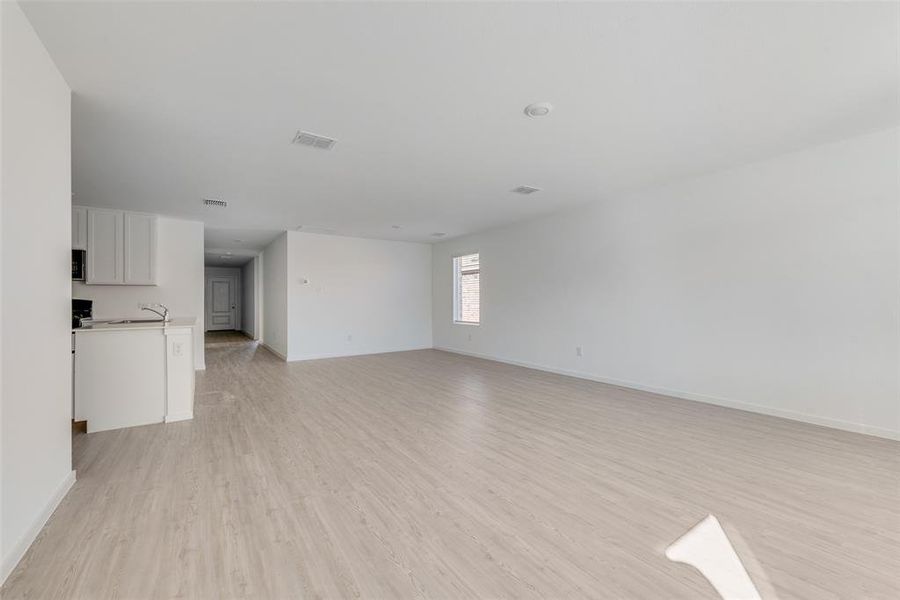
[203,227,278,364]
[203,256,261,341]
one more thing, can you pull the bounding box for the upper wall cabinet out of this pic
[72,206,87,250]
[86,208,124,284]
[124,212,157,285]
[82,207,158,285]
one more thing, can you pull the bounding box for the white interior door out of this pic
[208,277,236,330]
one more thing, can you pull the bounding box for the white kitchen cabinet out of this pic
[73,321,195,433]
[124,212,157,284]
[74,328,165,432]
[87,208,124,284]
[72,206,87,250]
[85,208,157,285]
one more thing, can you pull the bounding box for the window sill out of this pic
[453,321,480,326]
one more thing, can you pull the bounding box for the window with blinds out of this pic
[453,253,480,324]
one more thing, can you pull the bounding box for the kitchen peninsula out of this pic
[73,318,196,433]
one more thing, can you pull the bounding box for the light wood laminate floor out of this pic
[205,330,255,344]
[3,344,899,598]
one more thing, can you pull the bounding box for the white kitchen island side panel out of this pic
[74,329,166,433]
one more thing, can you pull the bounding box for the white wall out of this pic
[241,259,256,339]
[1,0,75,582]
[433,128,900,440]
[73,217,206,370]
[204,266,241,332]
[286,232,432,361]
[261,233,288,358]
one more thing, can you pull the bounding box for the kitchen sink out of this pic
[107,319,165,324]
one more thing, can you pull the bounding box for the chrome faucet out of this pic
[141,303,170,322]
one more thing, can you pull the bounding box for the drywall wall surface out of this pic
[241,259,256,338]
[1,0,74,581]
[433,128,900,439]
[286,232,432,360]
[261,233,288,358]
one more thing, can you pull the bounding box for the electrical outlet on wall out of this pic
[576,346,583,357]
[347,334,353,342]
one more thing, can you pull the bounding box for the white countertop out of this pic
[74,317,196,332]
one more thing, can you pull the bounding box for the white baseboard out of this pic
[1,469,76,585]
[287,345,433,362]
[434,347,900,441]
[165,411,193,423]
[261,343,288,361]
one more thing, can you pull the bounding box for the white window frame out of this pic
[452,251,480,326]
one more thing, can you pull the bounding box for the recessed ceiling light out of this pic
[524,102,553,118]
[219,255,231,259]
[512,185,542,194]
[225,252,232,255]
[430,232,446,238]
[203,198,228,207]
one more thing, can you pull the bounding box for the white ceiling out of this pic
[23,1,900,243]
[204,253,252,269]
[203,227,280,267]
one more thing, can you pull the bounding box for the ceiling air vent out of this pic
[511,185,541,195]
[203,198,228,207]
[292,130,337,150]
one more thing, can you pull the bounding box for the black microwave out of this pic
[72,249,85,281]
